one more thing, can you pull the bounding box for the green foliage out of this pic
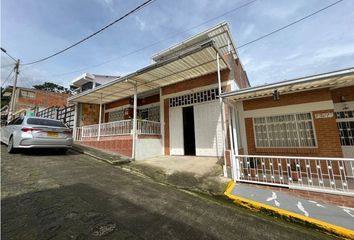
[33,82,72,94]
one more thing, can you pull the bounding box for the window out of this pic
[81,82,93,92]
[253,113,316,148]
[20,90,35,99]
[27,118,66,127]
[109,110,124,122]
[138,106,160,122]
[336,110,354,146]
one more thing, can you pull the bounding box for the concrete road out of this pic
[1,145,336,240]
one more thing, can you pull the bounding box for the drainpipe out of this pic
[217,53,228,178]
[132,83,138,159]
[97,94,102,141]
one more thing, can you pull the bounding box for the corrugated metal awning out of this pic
[221,67,354,101]
[69,42,228,104]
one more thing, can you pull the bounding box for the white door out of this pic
[169,107,184,155]
[194,101,223,157]
[334,102,354,158]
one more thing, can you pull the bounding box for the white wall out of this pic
[135,138,163,160]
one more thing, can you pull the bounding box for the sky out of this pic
[1,0,354,89]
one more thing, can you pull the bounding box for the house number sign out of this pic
[315,112,334,119]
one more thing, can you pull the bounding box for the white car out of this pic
[1,116,73,153]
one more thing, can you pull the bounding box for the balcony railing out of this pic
[232,155,354,196]
[75,119,161,141]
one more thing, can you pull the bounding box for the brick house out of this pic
[69,22,353,195]
[69,22,249,165]
[2,86,70,119]
[221,68,354,195]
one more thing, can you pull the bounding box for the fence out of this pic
[37,105,75,129]
[232,155,354,196]
[75,119,161,141]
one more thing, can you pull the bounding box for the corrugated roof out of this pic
[152,22,238,62]
[69,42,228,104]
[221,67,354,101]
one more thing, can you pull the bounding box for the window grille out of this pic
[109,110,124,122]
[138,106,160,122]
[253,113,316,148]
[336,110,354,146]
[169,88,219,107]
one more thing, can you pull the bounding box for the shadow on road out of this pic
[1,183,219,240]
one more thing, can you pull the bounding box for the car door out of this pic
[1,118,17,144]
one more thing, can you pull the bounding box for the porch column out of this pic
[231,105,240,180]
[97,94,103,141]
[132,83,138,159]
[72,102,78,141]
[217,52,228,177]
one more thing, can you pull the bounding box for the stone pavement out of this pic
[226,182,354,238]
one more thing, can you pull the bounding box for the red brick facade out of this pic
[15,88,69,111]
[242,87,348,157]
[80,135,133,157]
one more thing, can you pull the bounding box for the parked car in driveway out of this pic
[1,116,73,153]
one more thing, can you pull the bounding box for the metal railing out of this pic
[232,155,354,196]
[137,120,161,135]
[75,119,161,141]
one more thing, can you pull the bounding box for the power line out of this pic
[21,0,156,66]
[237,0,344,49]
[49,0,258,77]
[1,68,14,88]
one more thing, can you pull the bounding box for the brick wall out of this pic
[138,94,160,106]
[242,88,343,157]
[15,88,69,111]
[224,53,249,89]
[162,70,230,96]
[80,135,132,157]
[331,86,354,103]
[105,97,131,110]
[243,88,332,111]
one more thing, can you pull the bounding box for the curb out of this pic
[71,145,130,166]
[224,181,354,239]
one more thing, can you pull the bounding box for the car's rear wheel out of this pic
[7,136,16,153]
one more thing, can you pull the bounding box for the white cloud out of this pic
[135,16,147,31]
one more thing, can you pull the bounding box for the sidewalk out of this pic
[225,181,354,239]
[73,143,229,195]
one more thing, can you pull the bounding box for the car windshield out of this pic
[27,118,66,128]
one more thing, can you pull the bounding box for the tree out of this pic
[33,82,72,94]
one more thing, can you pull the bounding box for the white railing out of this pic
[75,119,161,141]
[232,155,354,196]
[137,120,161,135]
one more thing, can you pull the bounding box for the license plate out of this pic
[47,132,59,137]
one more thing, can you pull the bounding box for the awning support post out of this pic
[217,53,228,178]
[97,94,102,141]
[132,83,138,160]
[231,105,240,180]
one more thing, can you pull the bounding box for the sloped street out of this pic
[1,145,336,240]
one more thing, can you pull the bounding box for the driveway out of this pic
[1,145,335,240]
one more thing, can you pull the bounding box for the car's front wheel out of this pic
[7,136,16,154]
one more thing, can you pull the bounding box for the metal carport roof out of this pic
[221,67,354,101]
[68,41,229,105]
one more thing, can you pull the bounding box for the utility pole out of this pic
[8,59,20,122]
